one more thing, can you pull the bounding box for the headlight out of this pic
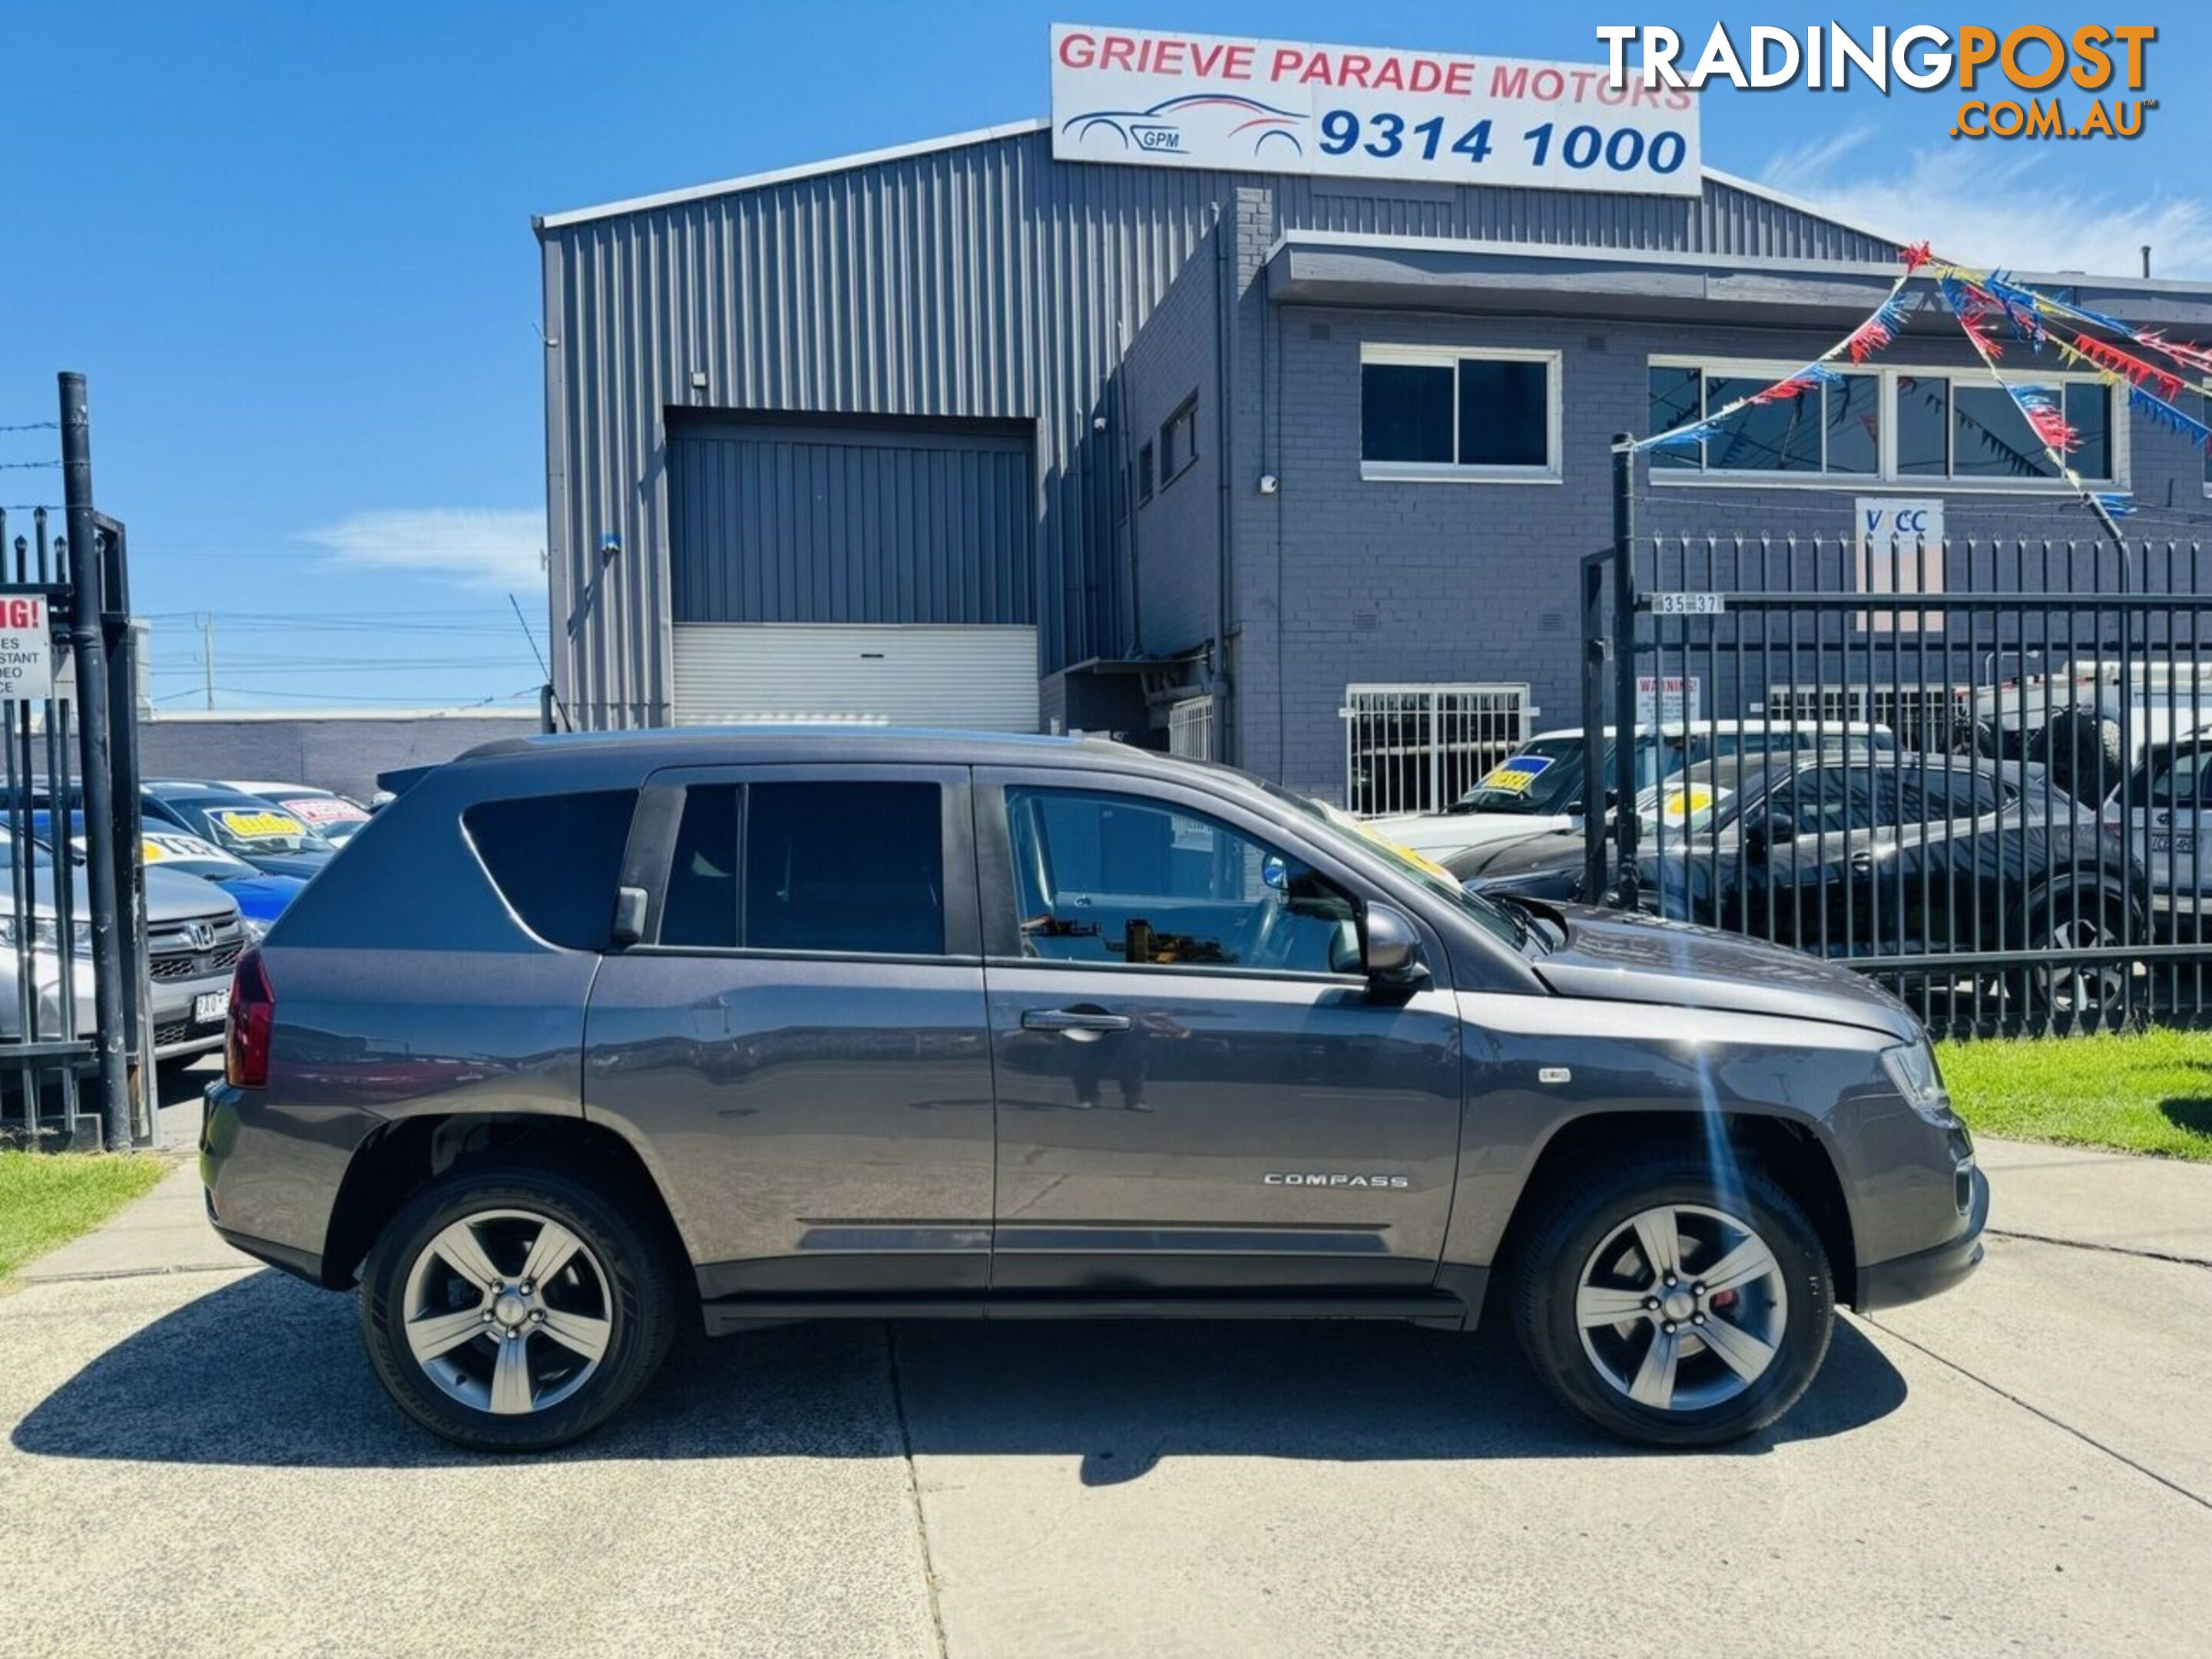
[1881,1039,1952,1122]
[0,916,85,956]
[239,915,270,942]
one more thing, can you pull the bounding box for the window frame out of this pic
[1647,356,2128,493]
[624,763,980,965]
[1137,440,1155,503]
[1157,396,1198,489]
[1359,344,1564,485]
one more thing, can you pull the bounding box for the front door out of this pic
[975,770,1464,1295]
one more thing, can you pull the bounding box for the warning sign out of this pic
[0,596,51,700]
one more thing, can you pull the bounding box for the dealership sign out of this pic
[0,596,51,700]
[1855,498,1945,634]
[1051,23,1700,195]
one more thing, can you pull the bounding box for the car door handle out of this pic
[1021,1007,1133,1035]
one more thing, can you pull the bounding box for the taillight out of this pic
[226,945,274,1088]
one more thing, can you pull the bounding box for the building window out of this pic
[1360,346,1561,482]
[1650,359,2119,488]
[1137,441,1154,502]
[1158,397,1197,486]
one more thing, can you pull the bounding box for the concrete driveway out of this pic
[3,1108,2208,1659]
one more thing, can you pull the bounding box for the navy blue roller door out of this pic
[667,412,1035,627]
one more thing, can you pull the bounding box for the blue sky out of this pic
[5,2,2205,710]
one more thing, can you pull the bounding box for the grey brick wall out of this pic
[1121,219,1224,661]
[137,714,541,802]
[1243,306,2207,803]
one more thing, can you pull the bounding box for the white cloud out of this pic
[301,508,545,591]
[1753,127,2212,280]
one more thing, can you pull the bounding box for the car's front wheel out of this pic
[1512,1155,1833,1448]
[359,1164,678,1452]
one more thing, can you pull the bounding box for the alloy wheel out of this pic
[1575,1203,1790,1413]
[400,1208,614,1416]
[2041,916,2125,1018]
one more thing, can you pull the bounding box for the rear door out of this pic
[974,768,1464,1296]
[581,763,995,1300]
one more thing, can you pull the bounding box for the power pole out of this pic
[201,614,215,710]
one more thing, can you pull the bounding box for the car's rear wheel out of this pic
[1512,1156,1833,1448]
[359,1164,677,1452]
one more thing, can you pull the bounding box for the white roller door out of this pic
[672,624,1039,731]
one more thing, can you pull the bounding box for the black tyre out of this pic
[1512,1154,1833,1449]
[2008,890,2141,1030]
[359,1163,679,1452]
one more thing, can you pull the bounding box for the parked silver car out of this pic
[0,830,244,1064]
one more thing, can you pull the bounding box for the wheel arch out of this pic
[321,1111,691,1291]
[1487,1108,1859,1310]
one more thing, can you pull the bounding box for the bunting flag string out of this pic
[1931,270,2118,519]
[2048,330,2184,401]
[1628,249,1922,453]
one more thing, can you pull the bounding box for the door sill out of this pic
[700,1287,1475,1336]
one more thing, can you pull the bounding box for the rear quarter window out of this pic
[464,790,637,949]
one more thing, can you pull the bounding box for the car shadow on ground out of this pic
[10,1268,1908,1477]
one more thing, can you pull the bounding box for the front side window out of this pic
[655,780,945,955]
[1362,350,1557,478]
[1764,770,1877,833]
[1005,787,1359,976]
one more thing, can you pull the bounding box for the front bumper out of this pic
[149,969,232,1060]
[1857,1164,1990,1314]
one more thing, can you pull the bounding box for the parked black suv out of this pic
[202,730,1984,1452]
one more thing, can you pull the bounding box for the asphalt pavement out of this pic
[2,1090,2207,1659]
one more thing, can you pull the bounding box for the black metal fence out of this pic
[1583,511,2212,1038]
[0,374,144,1148]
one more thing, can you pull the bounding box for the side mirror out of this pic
[1744,815,1796,860]
[609,884,649,949]
[1362,904,1429,991]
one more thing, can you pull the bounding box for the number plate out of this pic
[193,992,227,1025]
[1648,591,1727,616]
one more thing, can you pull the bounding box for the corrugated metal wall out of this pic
[667,414,1032,625]
[671,623,1039,730]
[540,123,1893,727]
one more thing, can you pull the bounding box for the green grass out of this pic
[0,1151,169,1282]
[1938,1028,2212,1161]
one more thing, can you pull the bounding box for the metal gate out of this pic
[1,374,144,1149]
[1167,694,1214,762]
[1582,472,2212,1037]
[1341,684,1531,816]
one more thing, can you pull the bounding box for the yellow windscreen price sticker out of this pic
[1654,784,1724,823]
[212,809,305,839]
[1476,753,1555,796]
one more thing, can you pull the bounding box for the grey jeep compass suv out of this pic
[200,730,1985,1452]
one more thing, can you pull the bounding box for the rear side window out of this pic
[655,780,945,956]
[464,790,637,949]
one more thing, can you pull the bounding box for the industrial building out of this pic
[535,38,2212,810]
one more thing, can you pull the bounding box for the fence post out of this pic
[58,373,132,1151]
[1581,549,1609,903]
[1610,435,1641,910]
